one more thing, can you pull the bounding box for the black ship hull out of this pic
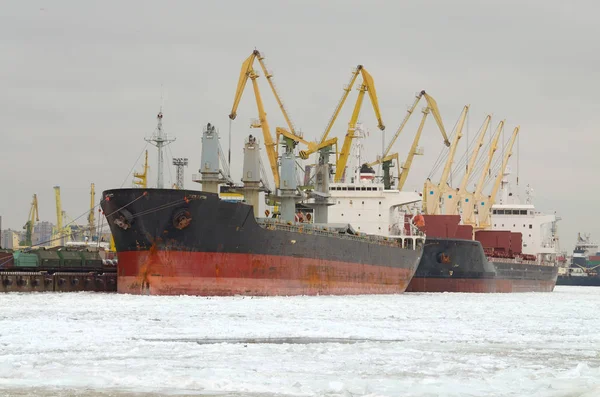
[406,238,558,293]
[101,188,424,296]
[556,275,600,287]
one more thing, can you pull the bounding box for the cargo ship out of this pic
[406,179,560,293]
[0,247,117,292]
[556,233,600,286]
[102,119,425,296]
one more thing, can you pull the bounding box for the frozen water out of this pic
[0,286,599,396]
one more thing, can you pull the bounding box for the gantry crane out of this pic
[88,183,96,240]
[133,150,149,188]
[334,65,385,182]
[423,105,469,215]
[229,50,297,188]
[366,90,450,189]
[476,126,520,228]
[21,194,39,247]
[443,115,491,215]
[461,120,504,225]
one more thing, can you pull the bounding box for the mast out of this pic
[145,110,176,188]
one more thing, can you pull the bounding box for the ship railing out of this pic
[487,256,556,267]
[256,219,405,247]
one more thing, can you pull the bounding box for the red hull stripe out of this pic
[406,277,556,293]
[117,251,416,296]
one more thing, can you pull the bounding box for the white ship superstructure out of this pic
[490,169,560,264]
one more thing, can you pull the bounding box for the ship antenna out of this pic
[145,92,176,188]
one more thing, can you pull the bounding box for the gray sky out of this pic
[1,0,598,251]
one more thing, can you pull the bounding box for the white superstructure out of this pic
[489,169,560,263]
[328,173,422,237]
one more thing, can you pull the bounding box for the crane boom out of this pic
[22,194,39,247]
[459,115,491,193]
[88,183,96,239]
[255,52,297,135]
[380,92,423,163]
[443,115,491,215]
[249,74,280,187]
[229,52,256,121]
[54,186,62,236]
[397,108,430,190]
[474,120,504,199]
[320,66,362,144]
[334,67,384,182]
[423,105,469,215]
[423,93,450,147]
[378,91,449,164]
[462,120,504,225]
[489,126,520,207]
[367,91,448,191]
[229,50,297,188]
[477,126,520,228]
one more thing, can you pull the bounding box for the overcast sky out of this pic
[1,0,598,250]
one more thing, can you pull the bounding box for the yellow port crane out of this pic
[461,120,504,225]
[423,105,469,215]
[21,194,39,247]
[333,65,385,182]
[53,186,71,245]
[443,115,492,215]
[229,50,297,188]
[133,150,149,188]
[366,90,450,189]
[476,126,520,228]
[88,183,96,240]
[275,127,339,167]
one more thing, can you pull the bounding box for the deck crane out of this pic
[461,120,504,225]
[476,126,520,228]
[443,115,492,215]
[88,183,96,240]
[423,105,469,215]
[22,194,39,247]
[366,91,450,189]
[334,65,385,182]
[229,50,297,188]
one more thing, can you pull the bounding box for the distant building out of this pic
[1,229,21,249]
[33,221,54,247]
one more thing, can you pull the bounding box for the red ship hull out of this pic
[117,251,415,296]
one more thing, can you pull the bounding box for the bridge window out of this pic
[520,210,527,215]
